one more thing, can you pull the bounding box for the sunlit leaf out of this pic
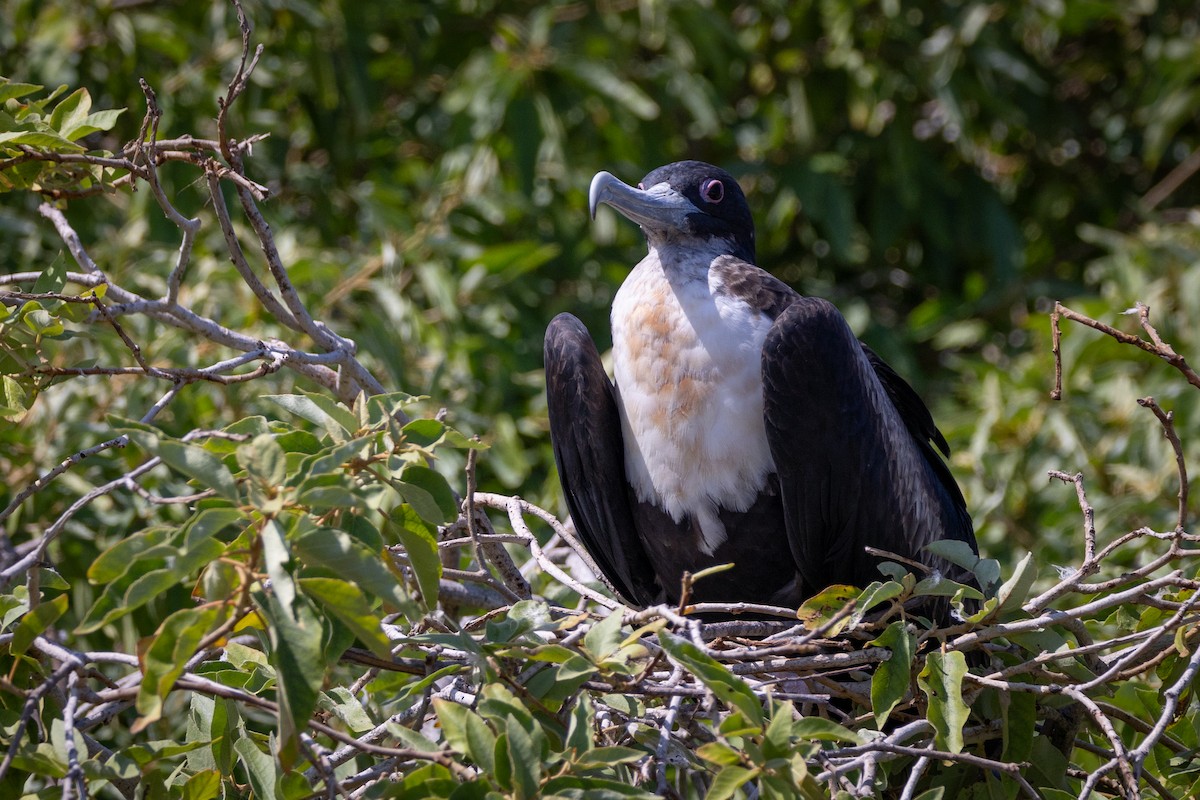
[918,650,970,754]
[870,621,915,728]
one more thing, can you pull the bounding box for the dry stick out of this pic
[463,448,530,599]
[1079,591,1200,693]
[0,436,125,531]
[216,0,263,163]
[653,667,686,795]
[204,168,300,329]
[1127,632,1200,781]
[1053,301,1200,392]
[473,493,623,610]
[298,734,342,800]
[1096,701,1190,757]
[210,0,385,406]
[0,659,81,783]
[172,673,475,780]
[134,78,201,306]
[1062,687,1140,798]
[4,141,268,199]
[952,571,1187,653]
[1136,396,1190,531]
[31,630,469,787]
[475,491,619,599]
[1142,146,1200,211]
[897,743,935,800]
[61,670,87,800]
[35,205,345,392]
[1026,471,1099,612]
[0,457,162,591]
[0,385,215,590]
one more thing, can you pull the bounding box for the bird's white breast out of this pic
[611,247,776,554]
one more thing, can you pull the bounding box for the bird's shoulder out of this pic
[709,255,799,319]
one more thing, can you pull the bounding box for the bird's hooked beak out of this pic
[588,171,696,232]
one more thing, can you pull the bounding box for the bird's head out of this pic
[589,160,756,265]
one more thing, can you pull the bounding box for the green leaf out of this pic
[365,390,420,426]
[791,716,859,742]
[136,605,226,729]
[234,734,279,800]
[186,694,236,776]
[122,569,182,614]
[583,609,625,662]
[706,765,758,800]
[255,590,324,768]
[387,721,443,755]
[238,433,288,488]
[261,518,297,613]
[49,87,90,132]
[265,392,358,441]
[182,507,245,550]
[179,769,222,800]
[658,631,763,726]
[796,584,859,635]
[62,107,125,141]
[504,715,542,800]
[0,375,29,421]
[152,439,241,503]
[0,129,84,151]
[123,739,211,765]
[541,777,659,798]
[396,465,459,523]
[0,81,43,104]
[433,698,496,773]
[918,650,970,753]
[923,539,980,571]
[996,551,1038,612]
[402,418,446,447]
[388,505,442,612]
[566,692,594,756]
[696,741,743,766]
[762,700,795,759]
[571,745,644,769]
[11,593,68,657]
[298,577,392,658]
[869,621,915,728]
[854,580,904,617]
[291,437,371,489]
[1002,690,1037,763]
[31,257,68,294]
[293,526,413,614]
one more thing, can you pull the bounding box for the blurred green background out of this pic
[3,0,1199,574]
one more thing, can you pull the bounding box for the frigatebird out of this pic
[545,160,976,608]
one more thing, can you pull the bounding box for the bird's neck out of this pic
[644,235,754,277]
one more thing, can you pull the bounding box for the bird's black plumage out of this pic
[545,160,976,609]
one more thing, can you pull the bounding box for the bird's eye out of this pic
[701,179,724,204]
[637,182,645,190]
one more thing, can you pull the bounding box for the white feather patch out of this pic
[611,244,775,555]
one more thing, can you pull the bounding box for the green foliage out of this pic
[2,2,1200,798]
[0,80,126,193]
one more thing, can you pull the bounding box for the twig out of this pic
[1052,301,1200,392]
[1136,396,1190,531]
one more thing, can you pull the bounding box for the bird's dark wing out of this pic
[862,345,974,555]
[862,346,950,457]
[762,297,975,594]
[544,313,661,606]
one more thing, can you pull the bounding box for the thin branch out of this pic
[1053,301,1200,392]
[1136,396,1190,531]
